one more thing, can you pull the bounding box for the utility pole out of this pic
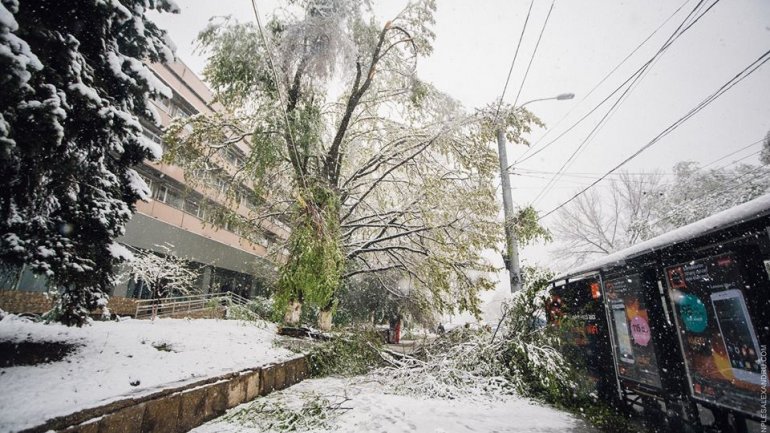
[496,93,574,293]
[497,129,522,293]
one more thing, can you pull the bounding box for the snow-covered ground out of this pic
[193,376,597,433]
[0,315,296,433]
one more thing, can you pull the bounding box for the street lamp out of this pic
[496,92,574,293]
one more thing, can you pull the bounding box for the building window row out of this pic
[156,95,196,119]
[137,170,276,249]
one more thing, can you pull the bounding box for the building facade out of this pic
[2,59,286,301]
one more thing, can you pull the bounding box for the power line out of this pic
[515,135,762,181]
[530,0,720,205]
[512,0,555,108]
[514,0,691,164]
[700,139,764,170]
[515,0,711,168]
[538,47,770,221]
[493,0,535,120]
[250,0,307,188]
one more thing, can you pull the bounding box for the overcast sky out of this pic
[151,0,770,319]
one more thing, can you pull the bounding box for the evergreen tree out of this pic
[0,0,177,325]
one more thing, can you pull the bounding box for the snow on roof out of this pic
[554,193,770,281]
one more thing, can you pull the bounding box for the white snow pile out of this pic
[0,315,296,433]
[192,376,596,433]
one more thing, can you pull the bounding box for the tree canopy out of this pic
[166,0,542,325]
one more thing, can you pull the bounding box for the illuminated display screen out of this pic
[666,253,765,416]
[604,274,662,389]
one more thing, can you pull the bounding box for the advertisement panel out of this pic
[604,274,663,389]
[547,277,614,395]
[665,252,765,416]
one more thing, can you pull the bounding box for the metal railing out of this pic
[134,292,250,319]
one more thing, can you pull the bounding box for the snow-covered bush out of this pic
[225,296,274,325]
[119,244,198,300]
[0,0,178,326]
[497,266,577,401]
[379,327,514,399]
[374,266,575,402]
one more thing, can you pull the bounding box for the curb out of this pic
[18,356,309,433]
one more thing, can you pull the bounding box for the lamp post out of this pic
[497,93,574,293]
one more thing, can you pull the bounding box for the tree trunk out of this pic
[284,300,302,325]
[317,307,333,331]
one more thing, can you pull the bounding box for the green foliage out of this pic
[498,266,642,432]
[510,206,552,246]
[497,266,577,401]
[226,296,275,324]
[164,0,542,329]
[307,329,384,377]
[197,18,277,104]
[275,184,343,317]
[222,392,341,432]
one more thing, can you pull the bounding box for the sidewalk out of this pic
[0,315,296,432]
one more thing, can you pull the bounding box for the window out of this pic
[137,172,152,190]
[170,100,195,118]
[184,198,200,216]
[215,176,228,194]
[221,148,244,167]
[151,181,184,210]
[164,187,184,209]
[184,198,206,220]
[156,96,172,111]
[152,183,168,202]
[142,129,162,145]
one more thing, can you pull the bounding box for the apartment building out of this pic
[4,59,287,301]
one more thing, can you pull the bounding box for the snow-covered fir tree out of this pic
[0,0,178,325]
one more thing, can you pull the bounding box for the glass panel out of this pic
[666,252,764,416]
[604,273,663,389]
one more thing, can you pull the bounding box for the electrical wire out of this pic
[647,163,770,228]
[514,0,692,164]
[512,0,555,109]
[515,0,712,168]
[538,48,770,221]
[699,139,764,170]
[516,135,762,183]
[530,0,720,205]
[493,0,535,121]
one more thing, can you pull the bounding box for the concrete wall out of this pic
[0,292,138,316]
[20,356,310,433]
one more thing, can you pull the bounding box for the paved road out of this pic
[192,376,599,433]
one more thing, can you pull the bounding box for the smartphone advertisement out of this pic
[604,274,663,389]
[666,253,765,416]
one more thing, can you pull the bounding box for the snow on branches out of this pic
[167,0,526,328]
[0,0,177,325]
[119,244,198,300]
